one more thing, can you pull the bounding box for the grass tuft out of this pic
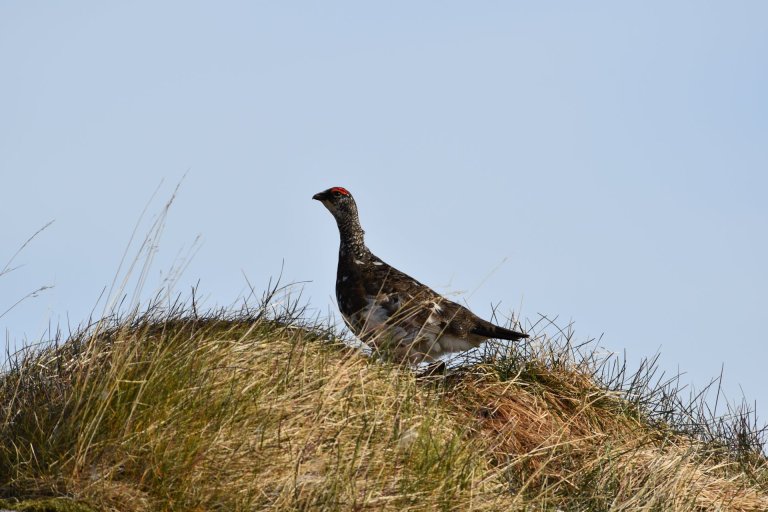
[1,281,766,511]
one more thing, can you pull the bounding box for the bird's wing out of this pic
[362,255,528,342]
[360,256,475,337]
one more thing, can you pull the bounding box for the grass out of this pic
[0,277,766,512]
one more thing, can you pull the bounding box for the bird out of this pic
[313,186,528,365]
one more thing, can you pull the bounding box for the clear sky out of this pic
[1,2,766,419]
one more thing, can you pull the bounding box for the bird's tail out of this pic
[471,320,529,341]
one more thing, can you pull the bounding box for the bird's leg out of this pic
[417,360,446,379]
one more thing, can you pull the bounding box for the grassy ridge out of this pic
[1,288,766,511]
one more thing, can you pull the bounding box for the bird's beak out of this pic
[312,191,327,201]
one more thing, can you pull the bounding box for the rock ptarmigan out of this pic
[313,186,528,364]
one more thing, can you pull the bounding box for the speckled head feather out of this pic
[313,186,367,258]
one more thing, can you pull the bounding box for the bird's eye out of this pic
[333,191,342,197]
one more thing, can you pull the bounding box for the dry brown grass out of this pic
[1,289,766,511]
[449,365,767,510]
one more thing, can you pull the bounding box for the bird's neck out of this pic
[337,216,369,260]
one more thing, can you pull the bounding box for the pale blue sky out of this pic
[1,2,766,418]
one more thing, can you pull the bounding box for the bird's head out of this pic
[312,186,359,223]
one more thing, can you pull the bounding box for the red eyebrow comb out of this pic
[330,187,350,196]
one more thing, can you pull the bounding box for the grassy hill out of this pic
[1,286,766,511]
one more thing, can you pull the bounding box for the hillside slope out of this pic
[1,293,766,511]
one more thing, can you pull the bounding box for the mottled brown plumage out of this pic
[313,186,528,364]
